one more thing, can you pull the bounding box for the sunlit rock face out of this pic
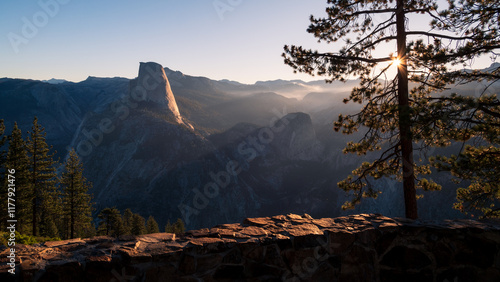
[3,214,500,281]
[129,62,183,124]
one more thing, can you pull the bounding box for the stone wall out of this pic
[1,213,500,281]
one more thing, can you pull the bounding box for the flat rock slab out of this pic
[138,233,175,243]
[285,223,323,237]
[43,239,86,248]
[243,217,275,227]
[240,226,268,237]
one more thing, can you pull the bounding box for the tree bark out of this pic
[396,0,418,219]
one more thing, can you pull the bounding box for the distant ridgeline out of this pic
[1,62,499,230]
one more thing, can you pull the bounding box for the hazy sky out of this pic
[0,0,496,84]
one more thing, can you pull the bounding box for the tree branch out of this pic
[314,52,393,63]
[406,31,475,41]
[346,8,397,17]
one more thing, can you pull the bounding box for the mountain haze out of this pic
[1,62,490,229]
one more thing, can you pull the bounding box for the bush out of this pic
[0,231,60,246]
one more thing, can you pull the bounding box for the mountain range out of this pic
[3,61,494,229]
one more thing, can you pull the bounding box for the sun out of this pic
[393,58,402,67]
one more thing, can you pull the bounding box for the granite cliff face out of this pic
[129,62,184,125]
[69,63,213,219]
[2,214,499,281]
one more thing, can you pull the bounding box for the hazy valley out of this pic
[2,61,491,229]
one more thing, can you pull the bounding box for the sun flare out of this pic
[393,58,401,67]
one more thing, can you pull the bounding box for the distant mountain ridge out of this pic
[2,61,495,229]
[42,78,68,84]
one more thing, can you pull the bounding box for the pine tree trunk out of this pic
[396,0,418,219]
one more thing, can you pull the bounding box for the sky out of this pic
[0,0,497,84]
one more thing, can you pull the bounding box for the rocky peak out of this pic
[130,62,183,124]
[272,112,323,160]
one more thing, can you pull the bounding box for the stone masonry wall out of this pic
[1,213,500,281]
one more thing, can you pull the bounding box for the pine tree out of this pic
[165,220,173,233]
[165,218,186,234]
[0,119,8,230]
[0,120,7,197]
[60,149,93,239]
[25,117,59,236]
[40,216,59,238]
[145,216,159,234]
[97,207,123,237]
[2,123,31,233]
[173,218,185,234]
[282,0,497,219]
[130,213,146,235]
[81,221,97,238]
[122,208,134,235]
[421,0,500,217]
[0,119,6,181]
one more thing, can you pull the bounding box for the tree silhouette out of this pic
[130,213,146,235]
[122,208,134,235]
[0,120,9,230]
[146,216,160,234]
[60,149,93,239]
[165,218,186,234]
[283,0,499,218]
[424,0,500,217]
[3,123,31,233]
[0,120,6,181]
[26,117,59,235]
[97,207,122,237]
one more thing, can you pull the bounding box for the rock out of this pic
[43,239,85,248]
[312,218,337,228]
[138,233,176,243]
[284,223,322,237]
[130,62,183,124]
[243,217,275,227]
[1,214,500,281]
[240,226,268,237]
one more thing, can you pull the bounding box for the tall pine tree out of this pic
[0,119,6,181]
[165,218,186,234]
[422,0,500,217]
[0,120,8,230]
[60,149,93,239]
[283,0,497,219]
[122,208,134,235]
[130,213,146,235]
[146,215,159,234]
[25,117,59,236]
[174,218,185,234]
[3,123,31,233]
[97,207,123,237]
